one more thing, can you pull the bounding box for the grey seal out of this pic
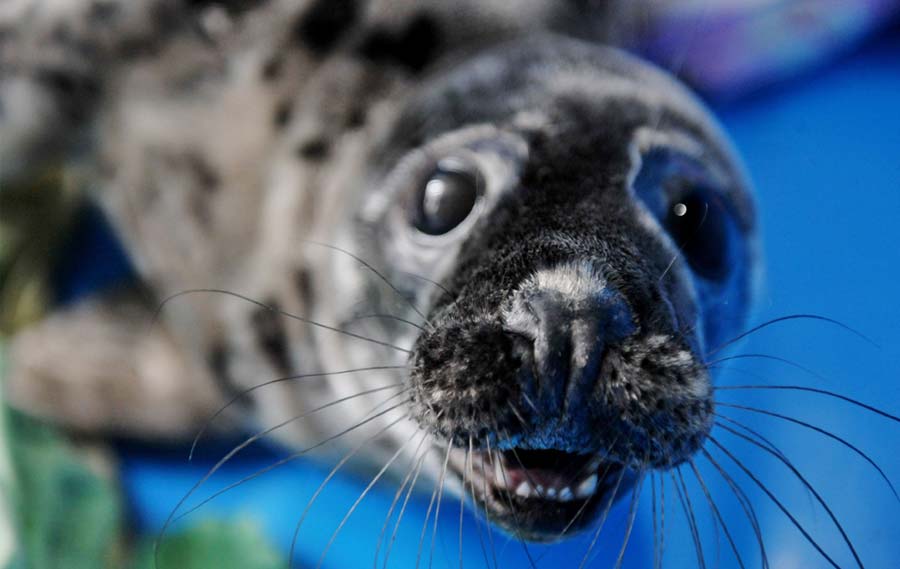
[338,35,760,540]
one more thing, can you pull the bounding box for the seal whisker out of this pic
[658,473,667,569]
[343,313,428,333]
[415,443,451,569]
[157,394,410,566]
[708,314,879,358]
[477,446,500,569]
[557,433,624,519]
[657,203,710,285]
[314,430,424,569]
[707,435,843,569]
[154,288,414,352]
[700,448,770,569]
[414,450,443,569]
[520,392,543,421]
[427,440,453,569]
[190,366,407,459]
[716,401,900,502]
[383,436,435,569]
[705,353,827,382]
[576,466,628,569]
[458,440,469,569]
[500,428,548,501]
[714,418,866,568]
[672,467,706,569]
[486,433,539,569]
[651,471,660,569]
[556,457,620,539]
[613,469,645,569]
[505,402,530,433]
[287,411,413,565]
[302,240,434,329]
[155,403,409,569]
[173,384,405,524]
[715,385,900,424]
[398,270,452,299]
[462,420,492,569]
[373,434,432,569]
[707,480,723,568]
[688,458,746,569]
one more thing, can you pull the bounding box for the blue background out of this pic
[117,28,900,569]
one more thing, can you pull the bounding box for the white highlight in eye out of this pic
[674,203,688,217]
[423,178,447,217]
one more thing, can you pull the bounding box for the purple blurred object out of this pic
[635,0,900,97]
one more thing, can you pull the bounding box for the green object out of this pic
[1,409,287,569]
[132,520,285,569]
[6,411,121,569]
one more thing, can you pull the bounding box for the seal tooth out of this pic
[576,474,598,498]
[546,487,558,499]
[536,484,545,496]
[494,461,505,487]
[515,482,533,498]
[559,487,574,501]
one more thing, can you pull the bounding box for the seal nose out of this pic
[505,263,635,416]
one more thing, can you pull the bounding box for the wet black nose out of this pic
[507,283,635,416]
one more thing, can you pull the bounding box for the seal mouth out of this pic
[447,446,628,541]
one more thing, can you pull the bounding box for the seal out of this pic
[1,0,765,559]
[307,35,760,541]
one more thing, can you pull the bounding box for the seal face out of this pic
[353,36,759,540]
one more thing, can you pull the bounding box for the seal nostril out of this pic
[508,278,635,419]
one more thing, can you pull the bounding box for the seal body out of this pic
[2,1,759,544]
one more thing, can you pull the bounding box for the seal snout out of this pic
[504,262,637,421]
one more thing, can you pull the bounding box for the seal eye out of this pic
[665,189,731,280]
[411,160,481,235]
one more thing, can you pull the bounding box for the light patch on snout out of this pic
[529,261,609,302]
[502,260,626,338]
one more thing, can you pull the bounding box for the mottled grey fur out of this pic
[3,0,759,543]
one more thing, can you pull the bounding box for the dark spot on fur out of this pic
[89,1,119,23]
[296,138,330,161]
[357,13,442,73]
[118,38,159,59]
[186,155,220,227]
[37,70,85,97]
[345,107,366,129]
[208,341,255,408]
[273,100,293,128]
[261,56,284,81]
[251,299,294,376]
[294,268,315,306]
[187,155,220,191]
[36,70,99,122]
[295,0,358,54]
[116,2,180,59]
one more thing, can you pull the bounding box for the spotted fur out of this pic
[3,0,759,545]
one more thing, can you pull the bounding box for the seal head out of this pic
[353,36,758,540]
